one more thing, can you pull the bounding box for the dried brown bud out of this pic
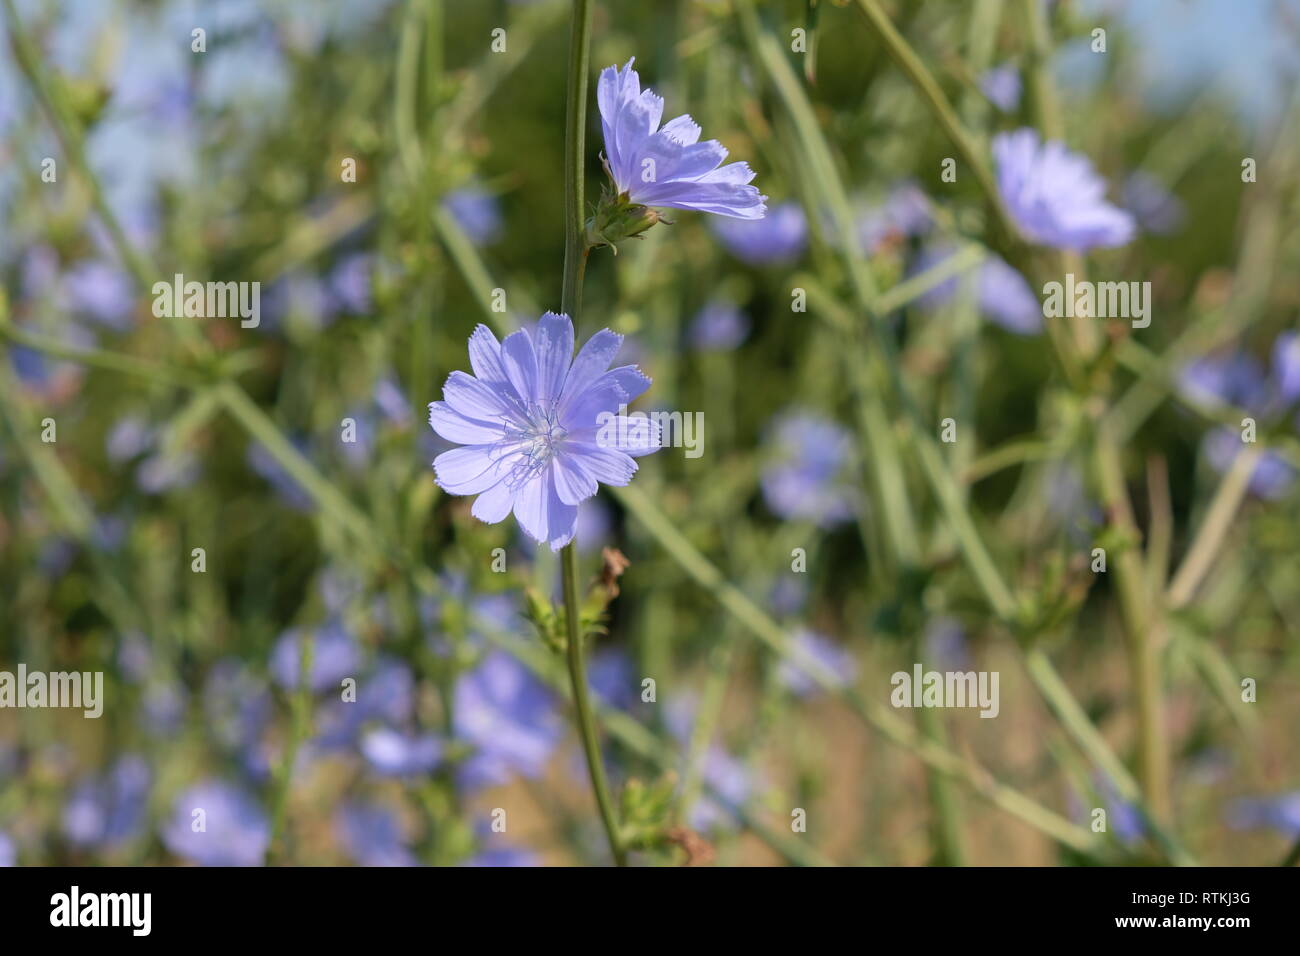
[599,547,631,598]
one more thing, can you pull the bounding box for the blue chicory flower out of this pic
[428,313,661,551]
[597,58,766,220]
[992,128,1135,250]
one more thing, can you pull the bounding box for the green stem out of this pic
[560,544,626,865]
[562,0,594,323]
[269,631,315,863]
[1166,446,1261,610]
[853,0,1022,257]
[747,0,1193,859]
[557,0,624,866]
[1281,835,1300,867]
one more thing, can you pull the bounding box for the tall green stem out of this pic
[558,0,625,866]
[561,543,627,865]
[562,0,594,325]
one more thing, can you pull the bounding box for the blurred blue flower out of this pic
[463,846,541,867]
[1203,427,1295,499]
[665,698,761,832]
[1177,353,1269,412]
[574,495,614,554]
[923,616,972,672]
[453,651,562,789]
[850,182,933,253]
[429,313,660,551]
[598,58,765,220]
[135,449,201,495]
[8,316,93,402]
[336,802,419,866]
[62,755,151,850]
[443,187,504,246]
[162,781,269,867]
[691,747,755,832]
[913,245,1042,334]
[106,416,156,463]
[359,727,442,777]
[778,629,857,697]
[204,659,273,755]
[769,575,808,616]
[60,261,135,330]
[1121,172,1185,235]
[0,832,13,867]
[588,648,636,709]
[329,253,373,315]
[993,128,1135,250]
[712,201,807,264]
[117,632,153,684]
[1227,791,1300,837]
[1179,340,1300,497]
[1272,331,1300,404]
[141,681,187,735]
[362,658,417,725]
[248,437,315,511]
[270,623,361,692]
[688,300,750,351]
[374,376,412,425]
[760,411,855,527]
[980,64,1022,112]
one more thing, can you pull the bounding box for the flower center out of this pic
[497,401,567,485]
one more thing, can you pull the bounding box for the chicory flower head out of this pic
[589,58,766,247]
[992,128,1135,251]
[429,313,661,551]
